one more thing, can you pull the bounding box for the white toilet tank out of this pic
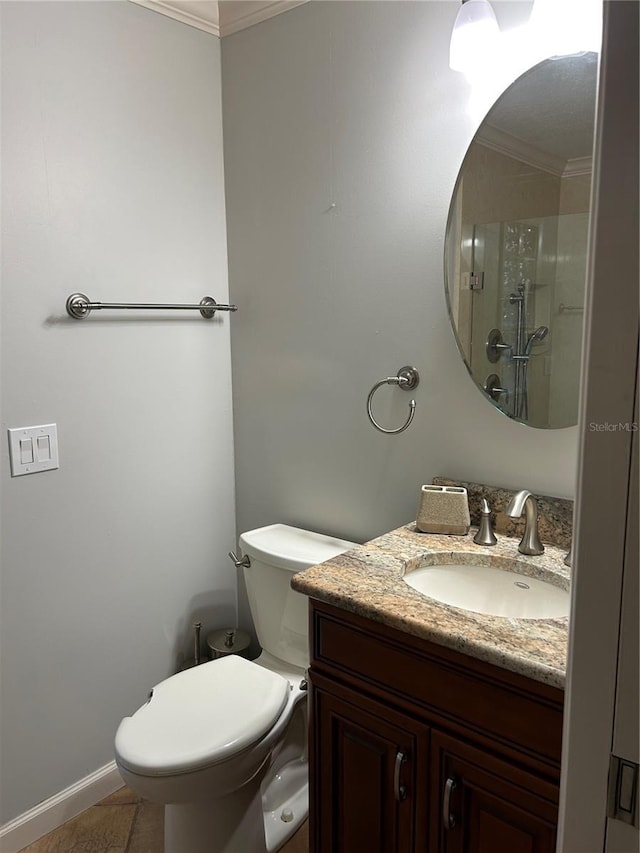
[239,524,357,671]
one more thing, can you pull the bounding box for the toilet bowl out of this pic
[114,524,356,853]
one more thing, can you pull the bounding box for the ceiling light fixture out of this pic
[449,0,500,73]
[529,0,603,58]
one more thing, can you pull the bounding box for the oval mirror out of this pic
[445,54,598,428]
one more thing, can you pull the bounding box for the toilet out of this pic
[114,524,356,853]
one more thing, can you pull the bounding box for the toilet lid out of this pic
[115,656,290,776]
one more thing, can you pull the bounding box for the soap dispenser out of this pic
[473,499,498,546]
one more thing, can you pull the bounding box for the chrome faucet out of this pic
[505,490,544,555]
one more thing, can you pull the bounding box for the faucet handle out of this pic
[473,499,498,546]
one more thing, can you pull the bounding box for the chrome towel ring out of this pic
[366,366,419,434]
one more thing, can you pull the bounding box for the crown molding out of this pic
[219,1,308,36]
[130,1,220,36]
[129,1,309,37]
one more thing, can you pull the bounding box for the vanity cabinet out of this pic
[308,600,563,853]
[430,732,557,853]
[313,677,429,852]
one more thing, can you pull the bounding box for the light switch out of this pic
[36,435,51,461]
[20,439,34,464]
[8,424,59,477]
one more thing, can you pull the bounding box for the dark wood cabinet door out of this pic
[311,676,429,853]
[431,731,558,853]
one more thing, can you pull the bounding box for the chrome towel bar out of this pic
[65,293,237,320]
[558,302,584,314]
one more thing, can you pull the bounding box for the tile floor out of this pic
[18,786,309,853]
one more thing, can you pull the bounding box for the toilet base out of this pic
[164,764,308,853]
[166,777,265,853]
[263,758,308,851]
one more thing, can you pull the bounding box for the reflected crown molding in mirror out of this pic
[445,53,597,430]
[477,124,593,178]
[563,156,593,178]
[477,124,571,178]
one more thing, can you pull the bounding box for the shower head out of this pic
[524,325,549,356]
[532,325,549,343]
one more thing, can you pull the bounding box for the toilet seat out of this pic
[115,656,290,777]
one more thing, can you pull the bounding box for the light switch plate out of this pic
[8,424,59,476]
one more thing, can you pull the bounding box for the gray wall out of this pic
[222,0,579,589]
[0,2,235,822]
[0,0,584,827]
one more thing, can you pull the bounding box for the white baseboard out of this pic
[0,761,123,853]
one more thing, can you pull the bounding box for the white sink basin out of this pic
[403,563,570,620]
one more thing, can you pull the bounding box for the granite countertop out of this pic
[291,523,570,690]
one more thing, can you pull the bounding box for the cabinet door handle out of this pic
[394,750,407,801]
[443,776,457,830]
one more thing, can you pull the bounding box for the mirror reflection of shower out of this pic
[525,325,549,355]
[510,317,550,421]
[464,210,587,428]
[473,218,553,424]
[484,285,550,422]
[450,209,588,428]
